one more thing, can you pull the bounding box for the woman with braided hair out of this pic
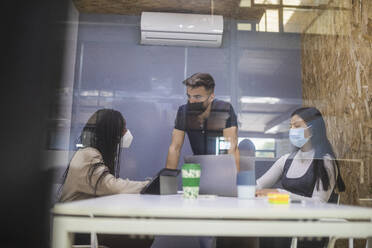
[59,108,148,202]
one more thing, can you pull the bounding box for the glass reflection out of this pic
[45,0,370,208]
[254,0,280,4]
[283,7,319,33]
[283,0,331,6]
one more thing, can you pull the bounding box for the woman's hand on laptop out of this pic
[255,188,279,197]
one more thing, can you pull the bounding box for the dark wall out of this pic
[0,1,70,247]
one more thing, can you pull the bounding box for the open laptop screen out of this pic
[184,154,237,197]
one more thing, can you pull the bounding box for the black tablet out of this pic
[140,168,181,194]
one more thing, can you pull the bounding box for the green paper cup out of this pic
[182,163,201,199]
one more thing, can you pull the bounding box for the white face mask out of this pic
[120,129,133,148]
[289,126,311,148]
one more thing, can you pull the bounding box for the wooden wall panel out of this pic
[72,0,265,21]
[301,0,372,208]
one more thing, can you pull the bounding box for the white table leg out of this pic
[52,217,74,248]
[327,237,336,248]
[349,238,354,248]
[290,237,297,248]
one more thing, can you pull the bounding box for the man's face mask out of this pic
[121,129,133,148]
[186,95,211,113]
[289,126,311,148]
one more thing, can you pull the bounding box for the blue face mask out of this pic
[289,126,311,148]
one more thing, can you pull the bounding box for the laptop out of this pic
[184,154,237,197]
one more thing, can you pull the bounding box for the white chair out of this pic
[290,194,355,248]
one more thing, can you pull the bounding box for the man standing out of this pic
[166,72,239,171]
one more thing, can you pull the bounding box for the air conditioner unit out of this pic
[140,12,223,48]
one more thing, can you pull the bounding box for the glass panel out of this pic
[283,8,319,33]
[187,47,231,97]
[24,0,370,210]
[257,9,279,33]
[257,11,266,32]
[254,0,280,4]
[266,9,279,33]
[283,0,331,6]
[242,138,275,150]
[239,0,252,7]
[237,23,252,31]
[256,151,275,158]
[14,0,372,211]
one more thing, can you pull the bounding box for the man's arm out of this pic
[223,126,240,172]
[165,129,185,169]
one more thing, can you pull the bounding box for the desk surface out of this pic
[53,194,372,220]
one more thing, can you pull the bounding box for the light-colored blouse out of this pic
[256,149,336,203]
[59,147,148,202]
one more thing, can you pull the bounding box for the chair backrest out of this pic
[328,192,340,204]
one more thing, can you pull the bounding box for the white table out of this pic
[52,194,372,248]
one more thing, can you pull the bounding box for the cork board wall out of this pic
[301,0,372,206]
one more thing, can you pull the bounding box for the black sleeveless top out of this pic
[281,152,338,203]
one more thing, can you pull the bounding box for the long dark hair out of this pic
[291,107,345,192]
[60,109,125,196]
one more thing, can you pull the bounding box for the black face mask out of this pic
[186,96,211,114]
[187,101,206,112]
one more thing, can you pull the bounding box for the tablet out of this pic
[140,168,181,194]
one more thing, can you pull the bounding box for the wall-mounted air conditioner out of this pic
[140,12,223,48]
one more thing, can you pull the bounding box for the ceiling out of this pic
[72,0,265,21]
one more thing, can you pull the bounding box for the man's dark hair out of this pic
[182,73,215,91]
